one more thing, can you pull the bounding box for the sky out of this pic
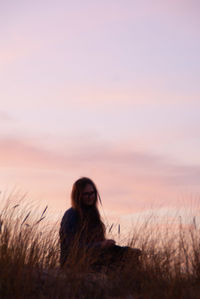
[1,0,200,225]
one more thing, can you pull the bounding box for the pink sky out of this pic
[1,0,200,225]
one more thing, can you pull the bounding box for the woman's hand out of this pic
[101,239,116,248]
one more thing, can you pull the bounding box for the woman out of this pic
[59,177,141,270]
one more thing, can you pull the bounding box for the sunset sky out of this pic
[1,0,200,225]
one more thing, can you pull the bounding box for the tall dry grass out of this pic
[0,194,200,298]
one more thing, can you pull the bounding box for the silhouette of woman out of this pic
[59,177,141,270]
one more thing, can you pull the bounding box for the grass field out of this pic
[0,195,200,299]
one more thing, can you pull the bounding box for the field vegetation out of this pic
[0,193,200,298]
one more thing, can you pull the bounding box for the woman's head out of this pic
[71,177,100,210]
[71,177,105,240]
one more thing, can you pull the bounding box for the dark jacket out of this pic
[59,207,103,266]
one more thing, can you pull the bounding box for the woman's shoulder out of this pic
[63,207,78,216]
[61,208,79,227]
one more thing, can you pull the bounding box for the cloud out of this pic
[1,135,200,214]
[0,111,14,122]
[1,136,200,188]
[0,137,70,169]
[56,82,200,108]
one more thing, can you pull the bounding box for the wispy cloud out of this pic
[1,136,200,188]
[0,111,14,122]
[1,135,200,215]
[1,0,199,216]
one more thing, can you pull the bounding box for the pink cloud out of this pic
[1,136,199,215]
[1,137,200,185]
[56,84,199,109]
[0,111,14,122]
[0,35,41,67]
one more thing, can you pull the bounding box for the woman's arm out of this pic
[85,239,116,250]
[100,239,116,248]
[59,208,78,265]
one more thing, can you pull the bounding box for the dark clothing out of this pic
[59,207,140,269]
[59,208,78,266]
[59,208,104,266]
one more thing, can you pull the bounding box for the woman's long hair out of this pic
[71,177,105,243]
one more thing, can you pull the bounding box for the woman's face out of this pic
[81,183,96,206]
